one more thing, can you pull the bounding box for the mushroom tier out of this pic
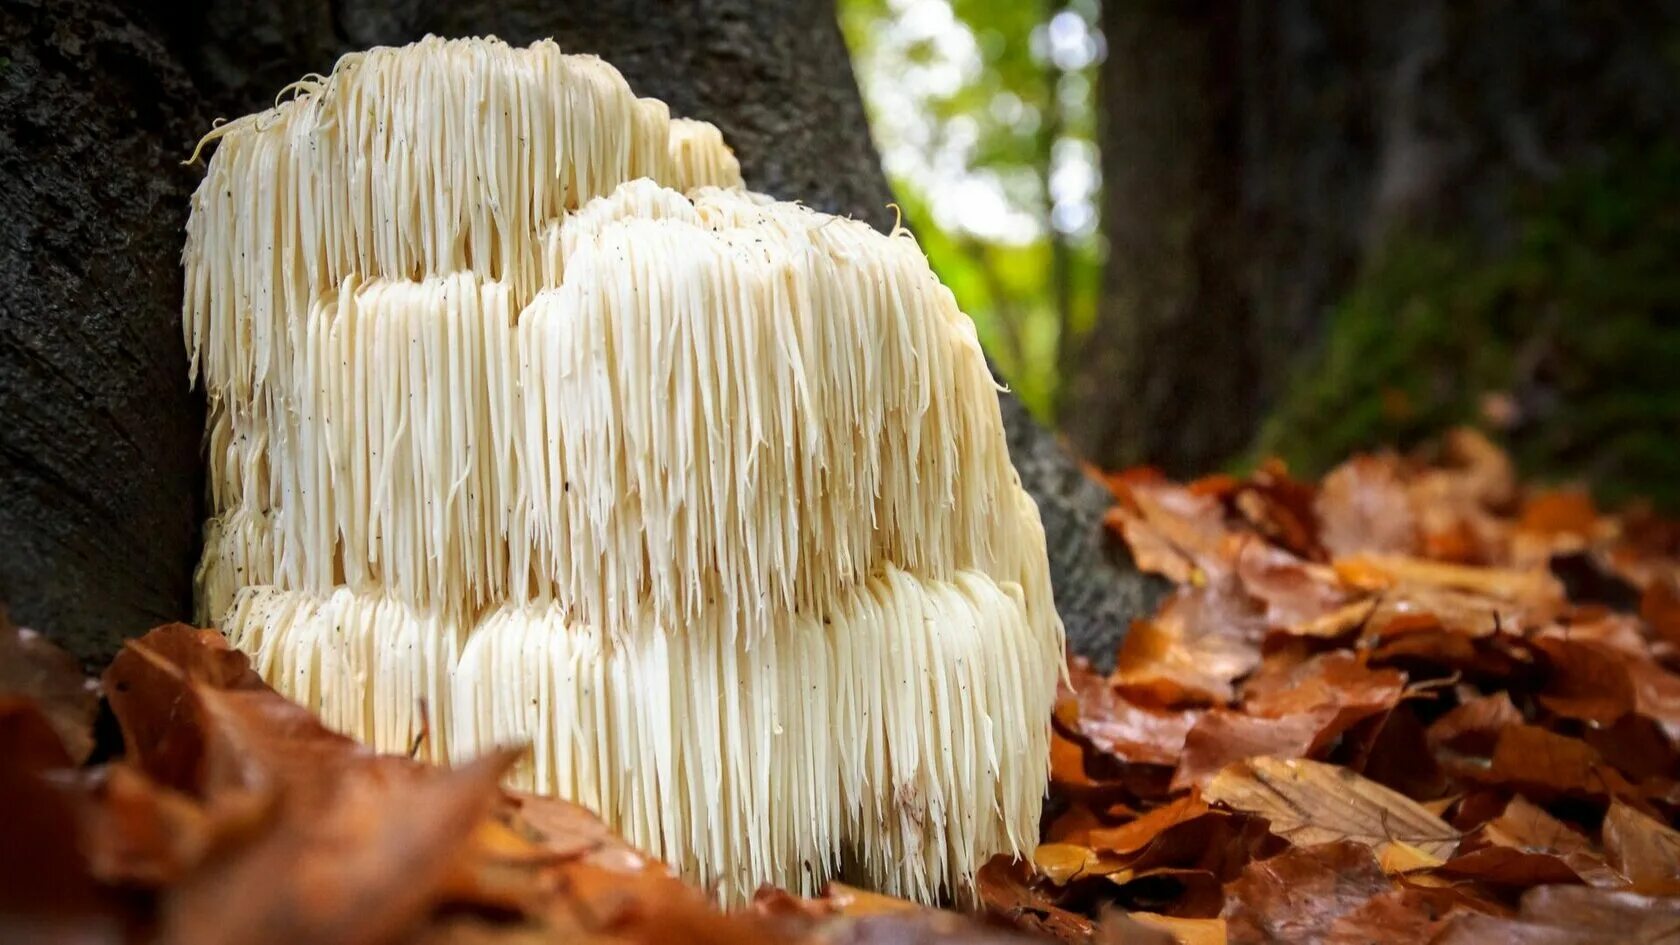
[187,35,1063,906]
[222,563,1054,904]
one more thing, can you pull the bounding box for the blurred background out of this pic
[839,0,1680,509]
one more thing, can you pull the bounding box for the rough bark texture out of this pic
[1066,0,1680,475]
[0,0,207,666]
[3,0,1154,666]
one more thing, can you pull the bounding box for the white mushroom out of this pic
[187,35,1062,904]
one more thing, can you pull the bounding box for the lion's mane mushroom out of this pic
[186,36,1063,904]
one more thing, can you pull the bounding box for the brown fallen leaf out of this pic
[0,614,100,764]
[102,625,266,793]
[1171,710,1332,791]
[1428,691,1523,757]
[1535,636,1680,745]
[1602,799,1680,893]
[1106,477,1234,586]
[1437,795,1623,888]
[1205,757,1459,862]
[978,854,1097,944]
[1315,454,1419,559]
[1107,909,1228,945]
[1241,652,1406,724]
[1643,579,1680,649]
[1220,841,1394,945]
[0,698,127,941]
[1475,724,1643,805]
[1436,885,1680,944]
[1067,661,1203,766]
[1334,554,1562,606]
[1231,541,1349,629]
[1321,886,1489,945]
[1115,583,1267,706]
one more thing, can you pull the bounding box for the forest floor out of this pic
[5,428,1680,944]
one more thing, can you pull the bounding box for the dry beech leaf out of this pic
[1114,583,1267,706]
[1315,454,1419,559]
[1172,711,1331,791]
[1334,554,1562,606]
[1110,910,1228,945]
[1436,886,1680,944]
[1438,795,1623,888]
[1602,800,1680,892]
[1068,661,1202,766]
[1220,841,1394,945]
[1475,724,1643,804]
[1428,691,1523,757]
[1205,757,1459,861]
[0,615,100,764]
[978,854,1097,944]
[1322,886,1489,945]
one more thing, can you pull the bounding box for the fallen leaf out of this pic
[1115,583,1267,706]
[1110,910,1227,945]
[1322,886,1488,945]
[0,615,99,763]
[1205,757,1459,862]
[1315,454,1419,559]
[102,625,266,793]
[1643,579,1680,649]
[158,747,517,945]
[1241,652,1406,727]
[1438,795,1623,888]
[1068,662,1202,765]
[0,698,126,940]
[1334,555,1561,607]
[1231,542,1348,629]
[1172,711,1330,791]
[978,855,1097,944]
[1535,636,1680,744]
[1476,724,1642,804]
[1602,800,1680,893]
[1427,691,1523,757]
[1108,478,1234,585]
[1220,841,1393,945]
[1436,885,1680,944]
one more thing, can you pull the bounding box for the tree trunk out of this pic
[2,0,1159,666]
[1066,0,1680,475]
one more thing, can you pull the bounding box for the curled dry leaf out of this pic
[1476,724,1644,805]
[1204,757,1458,863]
[1105,910,1228,945]
[978,854,1097,944]
[1067,660,1203,766]
[1219,841,1394,945]
[1601,799,1680,893]
[1105,477,1234,586]
[0,614,100,764]
[1435,885,1680,944]
[1427,691,1522,757]
[1437,795,1623,888]
[1115,583,1267,706]
[1315,454,1419,559]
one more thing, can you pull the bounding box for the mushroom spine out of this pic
[186,35,1063,904]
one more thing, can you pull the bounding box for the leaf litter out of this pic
[6,427,1680,944]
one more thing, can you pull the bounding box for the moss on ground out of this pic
[1256,145,1680,510]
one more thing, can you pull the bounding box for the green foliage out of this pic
[839,0,1102,419]
[1258,147,1680,509]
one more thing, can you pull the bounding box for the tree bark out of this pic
[0,0,208,666]
[1066,0,1680,475]
[3,0,1159,666]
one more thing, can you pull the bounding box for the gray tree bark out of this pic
[1065,0,1680,475]
[2,0,1159,666]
